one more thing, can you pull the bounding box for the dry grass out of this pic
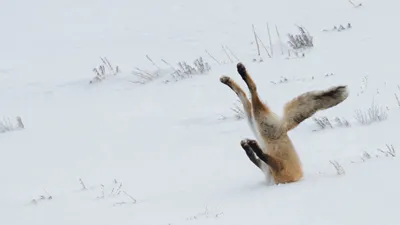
[90,57,120,84]
[354,101,388,125]
[0,116,24,134]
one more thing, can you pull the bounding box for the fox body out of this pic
[220,63,349,184]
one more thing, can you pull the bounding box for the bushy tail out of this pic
[282,85,349,132]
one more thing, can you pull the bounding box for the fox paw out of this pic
[236,62,247,78]
[247,139,258,146]
[240,138,251,147]
[241,139,258,149]
[220,76,231,84]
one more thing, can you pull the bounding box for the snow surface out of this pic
[1,0,400,224]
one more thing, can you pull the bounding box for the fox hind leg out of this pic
[220,76,252,121]
[236,63,269,115]
[235,63,283,139]
[220,76,259,139]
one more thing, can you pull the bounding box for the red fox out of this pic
[220,63,349,185]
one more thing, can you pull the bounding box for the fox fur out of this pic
[220,63,349,185]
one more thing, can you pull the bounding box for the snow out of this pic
[1,0,400,224]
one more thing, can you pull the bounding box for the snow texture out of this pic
[1,0,400,224]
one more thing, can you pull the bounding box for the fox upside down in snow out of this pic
[220,63,349,185]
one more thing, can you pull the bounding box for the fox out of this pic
[220,63,349,185]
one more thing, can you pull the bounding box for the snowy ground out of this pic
[1,0,400,224]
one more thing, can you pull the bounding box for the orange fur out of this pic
[220,63,349,185]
